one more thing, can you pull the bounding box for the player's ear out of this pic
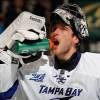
[73,35,79,44]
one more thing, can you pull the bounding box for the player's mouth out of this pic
[53,39,59,49]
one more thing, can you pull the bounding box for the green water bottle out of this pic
[11,38,54,55]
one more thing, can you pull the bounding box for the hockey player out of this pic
[0,3,100,100]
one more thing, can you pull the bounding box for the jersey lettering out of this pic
[39,85,83,97]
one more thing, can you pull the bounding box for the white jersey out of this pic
[0,51,100,100]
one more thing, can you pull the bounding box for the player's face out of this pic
[50,20,79,60]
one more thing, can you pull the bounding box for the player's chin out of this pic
[51,48,61,55]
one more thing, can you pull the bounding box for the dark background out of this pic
[0,0,100,52]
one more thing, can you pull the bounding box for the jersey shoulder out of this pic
[79,52,100,77]
[82,52,100,63]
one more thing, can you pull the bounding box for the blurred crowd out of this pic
[0,0,100,52]
[0,0,66,33]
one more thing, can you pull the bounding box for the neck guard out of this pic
[54,51,81,71]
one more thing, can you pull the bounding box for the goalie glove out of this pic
[0,11,46,64]
[6,28,46,49]
[0,11,46,49]
[6,28,46,58]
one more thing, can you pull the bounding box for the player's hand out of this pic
[14,28,46,41]
[6,28,46,49]
[6,28,46,61]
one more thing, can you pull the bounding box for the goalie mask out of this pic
[50,3,89,40]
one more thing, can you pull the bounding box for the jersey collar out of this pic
[54,51,81,71]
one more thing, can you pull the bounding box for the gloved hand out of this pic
[0,11,46,49]
[0,11,47,64]
[6,27,47,61]
[6,28,46,64]
[6,28,46,49]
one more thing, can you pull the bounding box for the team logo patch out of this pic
[29,73,45,82]
[53,74,66,84]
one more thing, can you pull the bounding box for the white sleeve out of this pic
[96,76,100,100]
[0,51,19,92]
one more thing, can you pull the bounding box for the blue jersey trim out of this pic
[0,80,19,100]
